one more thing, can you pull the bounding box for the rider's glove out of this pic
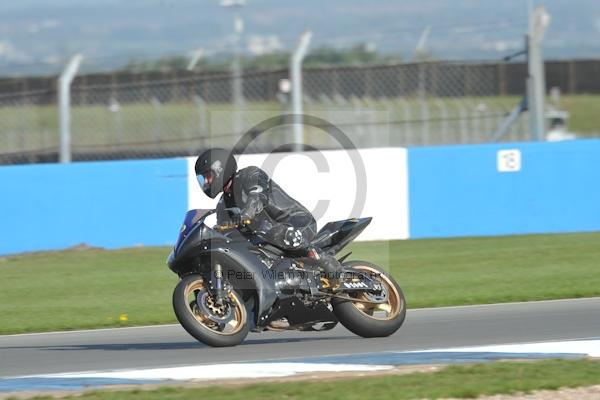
[230,211,251,227]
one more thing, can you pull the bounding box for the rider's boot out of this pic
[308,247,343,291]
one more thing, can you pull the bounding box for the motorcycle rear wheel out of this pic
[173,274,249,347]
[333,261,406,338]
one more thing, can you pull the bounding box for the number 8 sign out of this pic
[497,149,521,172]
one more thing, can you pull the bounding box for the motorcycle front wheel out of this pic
[333,261,406,338]
[173,274,249,347]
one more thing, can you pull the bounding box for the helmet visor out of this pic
[196,171,214,192]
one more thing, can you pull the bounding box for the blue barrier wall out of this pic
[0,158,188,255]
[2,140,599,254]
[408,139,600,238]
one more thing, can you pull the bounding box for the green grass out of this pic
[0,95,598,155]
[347,232,600,308]
[561,95,600,134]
[0,232,599,334]
[22,359,600,400]
[0,247,178,334]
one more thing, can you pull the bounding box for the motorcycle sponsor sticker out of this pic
[343,281,368,289]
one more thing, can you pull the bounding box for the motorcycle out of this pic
[167,209,406,347]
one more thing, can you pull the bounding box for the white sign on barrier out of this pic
[497,149,521,172]
[187,148,410,241]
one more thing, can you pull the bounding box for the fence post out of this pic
[568,60,576,94]
[527,6,550,141]
[58,54,82,163]
[194,95,208,140]
[435,98,449,143]
[498,62,507,95]
[419,97,430,145]
[290,30,312,152]
[398,98,412,145]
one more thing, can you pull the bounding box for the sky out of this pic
[0,0,598,76]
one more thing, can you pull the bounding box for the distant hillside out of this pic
[0,0,598,76]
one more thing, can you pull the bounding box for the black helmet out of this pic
[194,148,237,198]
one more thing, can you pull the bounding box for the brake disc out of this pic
[196,290,235,324]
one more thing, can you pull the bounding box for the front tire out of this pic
[333,261,406,338]
[173,274,249,347]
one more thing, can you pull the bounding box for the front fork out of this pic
[211,262,226,305]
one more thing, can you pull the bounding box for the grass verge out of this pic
[19,359,600,400]
[0,95,598,156]
[347,231,600,308]
[1,232,599,334]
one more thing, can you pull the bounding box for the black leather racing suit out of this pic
[216,166,317,250]
[216,166,341,279]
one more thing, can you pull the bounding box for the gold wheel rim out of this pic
[349,265,403,321]
[184,278,247,336]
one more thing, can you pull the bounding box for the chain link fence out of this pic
[0,60,533,164]
[0,88,59,164]
[303,62,528,148]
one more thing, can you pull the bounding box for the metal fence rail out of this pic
[0,60,537,164]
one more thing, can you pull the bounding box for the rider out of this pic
[195,148,342,287]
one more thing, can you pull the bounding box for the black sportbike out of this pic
[167,209,406,347]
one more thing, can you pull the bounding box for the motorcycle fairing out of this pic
[169,210,231,268]
[168,212,281,324]
[262,297,337,327]
[311,217,372,254]
[167,210,374,327]
[175,209,212,251]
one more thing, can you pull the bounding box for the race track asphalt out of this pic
[1,297,599,377]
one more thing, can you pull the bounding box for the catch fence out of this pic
[0,60,539,164]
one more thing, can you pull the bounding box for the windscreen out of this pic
[175,209,212,249]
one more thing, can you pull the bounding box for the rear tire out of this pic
[333,261,406,338]
[173,274,249,347]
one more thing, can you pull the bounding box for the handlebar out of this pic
[215,218,252,232]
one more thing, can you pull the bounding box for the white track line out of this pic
[409,339,600,357]
[10,338,599,382]
[24,363,392,381]
[210,336,600,368]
